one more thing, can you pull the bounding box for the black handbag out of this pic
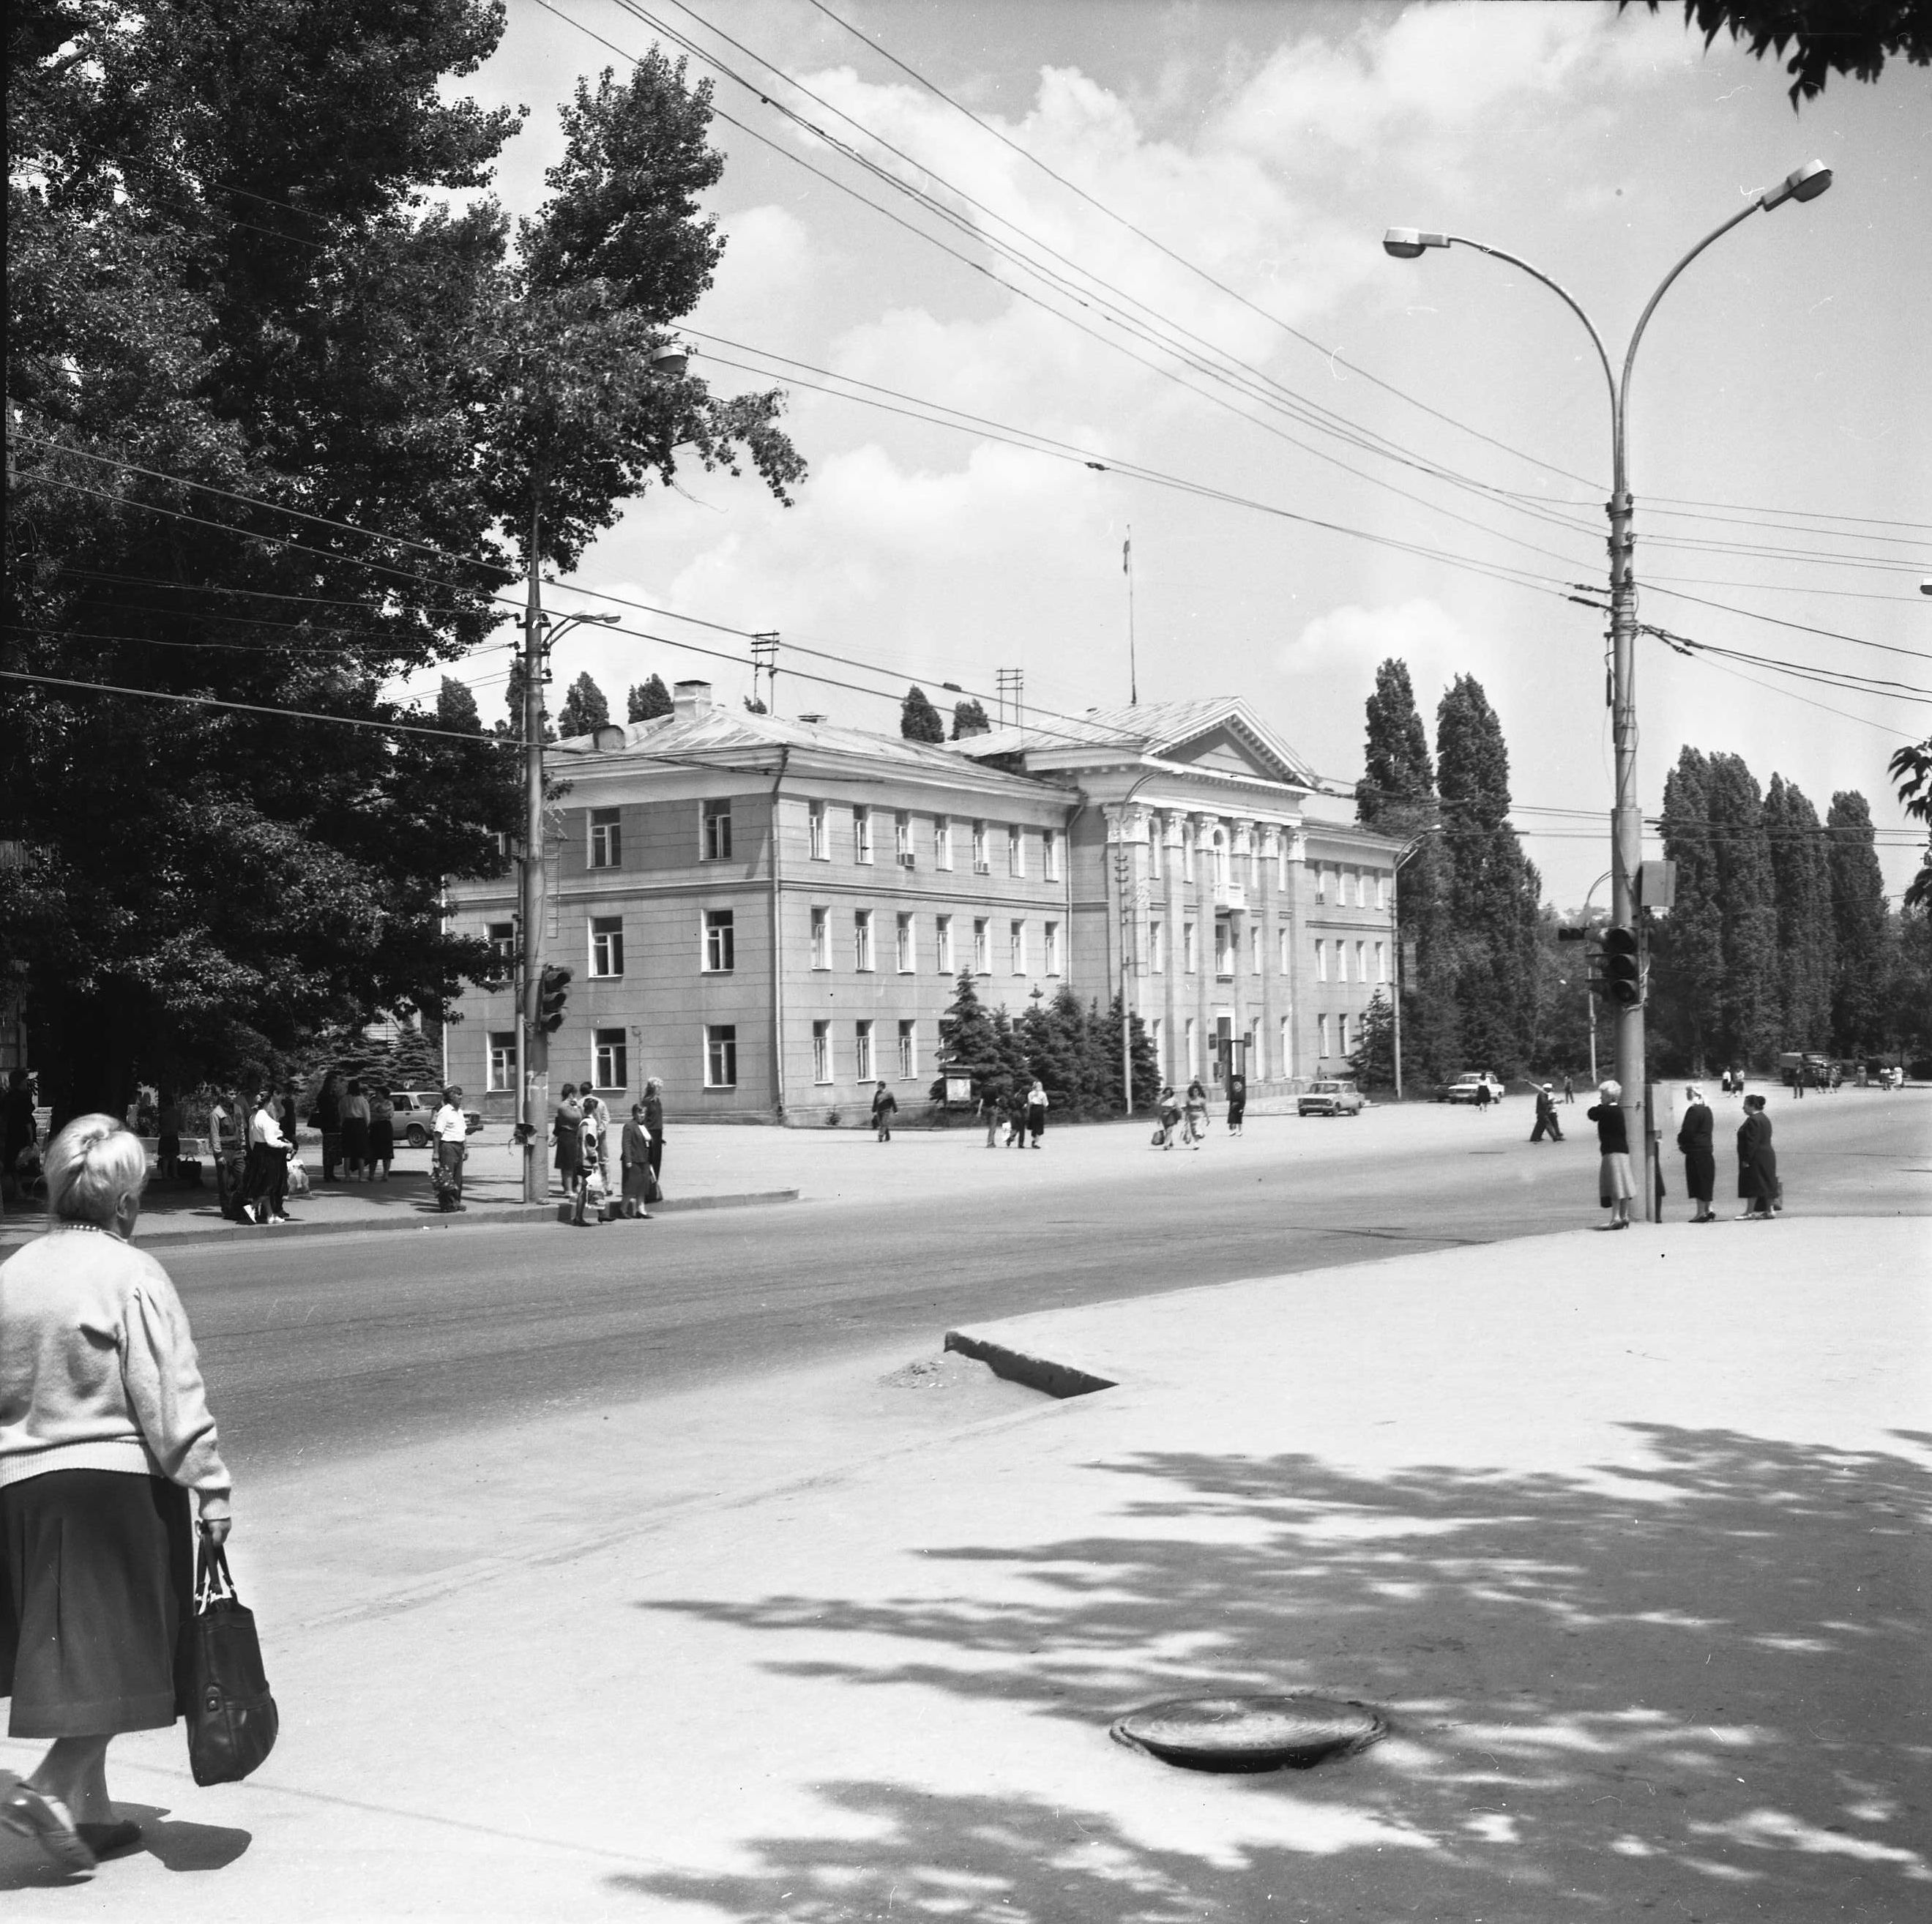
[184,1535,279,1786]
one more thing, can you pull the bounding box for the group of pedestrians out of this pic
[553,1081,663,1221]
[979,1079,1049,1149]
[1585,1078,1782,1228]
[1153,1078,1212,1149]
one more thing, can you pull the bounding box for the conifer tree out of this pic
[951,699,991,739]
[556,671,611,738]
[1763,774,1835,1049]
[627,674,673,721]
[1349,989,1397,1091]
[1827,790,1889,1053]
[1706,753,1779,1065]
[1655,747,1726,1072]
[900,685,946,744]
[933,969,1001,1105]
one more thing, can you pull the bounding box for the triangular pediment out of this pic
[1154,715,1313,786]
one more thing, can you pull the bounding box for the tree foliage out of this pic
[1826,790,1889,1053]
[950,699,991,739]
[1763,774,1834,1051]
[900,685,945,744]
[1619,1,1932,105]
[557,671,611,738]
[1888,737,1932,911]
[1655,747,1728,1072]
[627,674,673,722]
[1349,989,1396,1092]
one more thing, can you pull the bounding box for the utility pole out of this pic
[519,499,548,1205]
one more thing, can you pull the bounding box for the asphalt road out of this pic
[160,1094,1928,1475]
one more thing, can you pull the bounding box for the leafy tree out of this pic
[4,0,526,1123]
[556,670,610,738]
[627,673,673,721]
[900,685,945,744]
[742,694,767,714]
[1349,989,1396,1092]
[1762,774,1834,1050]
[1884,904,1932,1069]
[950,698,991,739]
[1619,1,1931,106]
[1826,790,1889,1054]
[1655,747,1727,1073]
[1888,737,1932,911]
[1705,753,1780,1067]
[1435,676,1539,1075]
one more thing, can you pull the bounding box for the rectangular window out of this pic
[701,799,732,862]
[810,906,830,969]
[1150,830,1163,881]
[1215,921,1233,976]
[854,1019,874,1082]
[1340,870,1354,907]
[590,915,624,978]
[808,800,828,861]
[1338,1012,1351,1056]
[1008,824,1025,877]
[811,1020,832,1085]
[1150,917,1165,973]
[1315,866,1328,905]
[1250,924,1262,975]
[702,909,734,974]
[854,910,875,972]
[936,914,955,974]
[1356,940,1368,984]
[593,1028,627,1092]
[1044,920,1061,975]
[1376,940,1387,984]
[1182,827,1196,883]
[971,820,989,873]
[704,1025,737,1088]
[896,912,915,974]
[589,806,622,869]
[1317,1013,1330,1059]
[487,920,515,981]
[1184,921,1198,973]
[934,815,953,870]
[853,805,873,864]
[973,917,990,974]
[1185,1017,1198,1078]
[898,1019,916,1080]
[1281,1015,1292,1078]
[1043,827,1060,881]
[1010,919,1027,975]
[1151,1017,1165,1075]
[895,810,912,862]
[488,1031,516,1092]
[1316,939,1328,983]
[1336,939,1349,983]
[1279,927,1291,975]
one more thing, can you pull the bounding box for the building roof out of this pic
[958,696,1319,788]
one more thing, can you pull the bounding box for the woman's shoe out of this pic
[1,1782,96,1874]
[75,1819,143,1859]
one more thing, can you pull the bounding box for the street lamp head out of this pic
[1382,228,1450,259]
[1760,160,1832,212]
[649,340,690,378]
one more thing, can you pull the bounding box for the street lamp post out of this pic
[1384,161,1832,1218]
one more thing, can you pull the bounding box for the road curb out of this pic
[944,1327,1118,1400]
[0,1187,802,1253]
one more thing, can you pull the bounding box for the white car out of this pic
[1298,1078,1366,1117]
[389,1089,483,1147]
[1440,1073,1507,1105]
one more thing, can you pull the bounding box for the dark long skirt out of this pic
[1,1470,193,1737]
[369,1116,395,1166]
[1739,1144,1778,1200]
[340,1115,370,1168]
[1683,1147,1715,1204]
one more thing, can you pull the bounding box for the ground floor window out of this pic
[705,1025,737,1088]
[593,1029,627,1092]
[1185,1017,1198,1079]
[812,1020,832,1084]
[898,1019,916,1080]
[1338,1012,1350,1057]
[1280,1015,1292,1079]
[488,1031,516,1092]
[855,1018,874,1081]
[1151,1016,1164,1074]
[1317,1013,1330,1059]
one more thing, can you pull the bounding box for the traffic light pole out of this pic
[519,499,548,1205]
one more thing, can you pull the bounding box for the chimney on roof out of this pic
[671,679,712,720]
[797,712,827,725]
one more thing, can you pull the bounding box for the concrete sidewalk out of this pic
[4,1212,1926,1919]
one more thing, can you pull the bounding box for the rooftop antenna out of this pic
[1124,526,1138,706]
[995,667,1024,729]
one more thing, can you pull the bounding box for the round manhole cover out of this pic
[1110,1694,1387,1772]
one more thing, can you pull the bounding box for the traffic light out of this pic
[1600,925,1641,1007]
[538,963,572,1033]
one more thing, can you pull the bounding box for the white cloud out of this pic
[693,203,815,343]
[1278,597,1477,690]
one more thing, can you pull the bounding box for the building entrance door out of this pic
[1213,1015,1246,1086]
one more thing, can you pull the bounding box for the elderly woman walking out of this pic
[1586,1078,1635,1229]
[1677,1084,1717,1223]
[0,1116,234,1876]
[1737,1092,1779,1220]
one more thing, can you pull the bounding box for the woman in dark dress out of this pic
[1737,1093,1778,1219]
[1586,1078,1634,1228]
[1225,1071,1247,1137]
[1676,1083,1717,1223]
[553,1084,583,1197]
[311,1070,343,1182]
[643,1078,665,1201]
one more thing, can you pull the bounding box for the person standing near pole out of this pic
[431,1086,468,1211]
[1677,1083,1716,1223]
[1225,1070,1247,1138]
[642,1078,665,1204]
[1587,1078,1634,1230]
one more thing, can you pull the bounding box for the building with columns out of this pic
[442,684,1403,1125]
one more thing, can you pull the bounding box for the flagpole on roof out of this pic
[1124,526,1138,706]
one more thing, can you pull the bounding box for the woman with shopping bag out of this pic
[0,1117,239,1876]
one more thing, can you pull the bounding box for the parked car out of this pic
[390,1089,483,1148]
[1298,1078,1365,1118]
[1439,1073,1507,1105]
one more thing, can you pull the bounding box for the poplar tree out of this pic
[899,685,946,744]
[556,671,611,738]
[1826,790,1889,1053]
[1706,753,1779,1065]
[1435,676,1538,1075]
[950,699,991,739]
[1763,774,1834,1049]
[627,674,672,721]
[1655,747,1727,1072]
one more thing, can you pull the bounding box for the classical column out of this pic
[1228,818,1254,1080]
[1190,811,1215,1084]
[1258,824,1280,1084]
[1161,810,1185,1083]
[1286,826,1308,1084]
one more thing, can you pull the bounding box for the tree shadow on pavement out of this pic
[614,1425,1931,1922]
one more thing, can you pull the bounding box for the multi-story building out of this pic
[444,682,1402,1123]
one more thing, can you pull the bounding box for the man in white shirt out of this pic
[432,1085,469,1209]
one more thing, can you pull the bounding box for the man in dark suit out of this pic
[1530,1084,1564,1142]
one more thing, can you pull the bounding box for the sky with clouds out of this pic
[413,0,1931,908]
